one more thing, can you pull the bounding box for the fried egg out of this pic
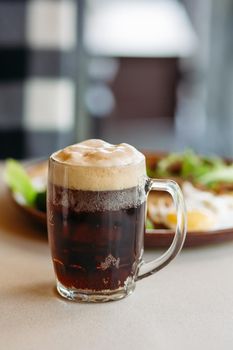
[148,182,233,231]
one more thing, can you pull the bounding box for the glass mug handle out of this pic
[137,178,187,280]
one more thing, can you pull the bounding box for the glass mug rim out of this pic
[47,148,187,302]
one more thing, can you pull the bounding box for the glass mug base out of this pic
[56,278,136,303]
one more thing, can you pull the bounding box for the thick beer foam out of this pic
[50,139,146,191]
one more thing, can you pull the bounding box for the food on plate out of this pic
[147,149,233,192]
[147,182,233,231]
[167,210,215,231]
[146,150,233,231]
[4,159,47,212]
[4,149,233,232]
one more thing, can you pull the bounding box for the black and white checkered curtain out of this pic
[0,0,79,159]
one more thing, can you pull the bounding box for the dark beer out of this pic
[48,139,147,300]
[48,184,146,291]
[48,139,186,302]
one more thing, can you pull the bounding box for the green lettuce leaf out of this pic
[4,159,38,205]
[197,165,233,186]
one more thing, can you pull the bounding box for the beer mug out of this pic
[47,140,186,302]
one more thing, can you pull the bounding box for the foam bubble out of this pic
[52,139,144,167]
[49,139,146,191]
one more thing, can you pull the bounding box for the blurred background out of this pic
[0,0,232,159]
